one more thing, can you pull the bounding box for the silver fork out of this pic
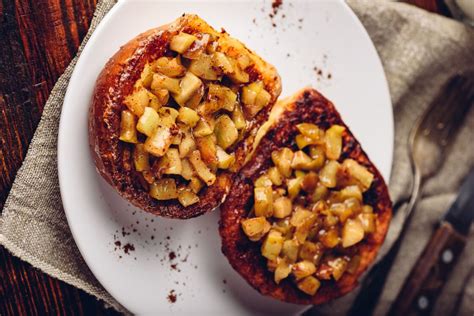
[348,71,474,316]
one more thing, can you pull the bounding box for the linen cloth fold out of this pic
[1,0,473,314]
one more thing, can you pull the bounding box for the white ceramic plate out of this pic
[58,0,393,314]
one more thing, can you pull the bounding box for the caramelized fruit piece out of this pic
[150,178,178,200]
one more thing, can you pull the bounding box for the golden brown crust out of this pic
[219,88,392,304]
[89,15,281,219]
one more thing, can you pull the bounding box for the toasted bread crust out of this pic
[89,15,281,219]
[219,88,392,304]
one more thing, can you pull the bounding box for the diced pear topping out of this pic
[241,217,271,241]
[144,126,172,156]
[216,146,235,169]
[292,260,316,280]
[181,158,194,180]
[212,51,233,73]
[153,56,186,77]
[255,174,273,188]
[297,276,321,296]
[137,107,160,137]
[151,73,181,94]
[215,115,238,149]
[271,148,294,178]
[208,84,237,112]
[178,107,200,127]
[325,125,345,160]
[296,123,325,142]
[196,135,218,167]
[124,88,149,116]
[328,257,348,281]
[273,197,292,218]
[261,230,284,261]
[119,110,138,143]
[254,186,273,217]
[170,32,197,53]
[232,104,247,130]
[242,81,270,117]
[173,72,202,106]
[281,239,299,263]
[178,189,200,207]
[179,129,196,158]
[342,159,374,191]
[228,57,249,83]
[193,118,214,137]
[189,176,204,194]
[189,150,216,185]
[358,213,375,233]
[159,148,182,175]
[267,166,283,186]
[320,229,340,248]
[150,179,178,200]
[340,185,363,201]
[188,54,220,80]
[319,160,340,188]
[133,144,150,172]
[342,219,365,248]
[275,259,292,284]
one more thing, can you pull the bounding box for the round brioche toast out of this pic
[89,14,281,219]
[220,88,392,304]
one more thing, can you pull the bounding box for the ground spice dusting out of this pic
[167,290,177,303]
[123,243,135,254]
[272,0,283,15]
[169,251,176,261]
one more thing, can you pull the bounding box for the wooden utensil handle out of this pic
[389,221,467,316]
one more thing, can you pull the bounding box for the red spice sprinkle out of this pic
[223,279,227,284]
[114,241,121,247]
[167,290,177,303]
[123,243,135,254]
[272,0,283,14]
[169,251,176,260]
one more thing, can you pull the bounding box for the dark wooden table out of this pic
[0,0,453,314]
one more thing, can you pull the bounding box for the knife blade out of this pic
[388,169,474,316]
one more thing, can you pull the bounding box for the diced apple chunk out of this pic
[325,125,345,160]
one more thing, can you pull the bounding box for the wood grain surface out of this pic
[0,0,451,315]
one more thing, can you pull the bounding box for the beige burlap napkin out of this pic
[1,0,473,314]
